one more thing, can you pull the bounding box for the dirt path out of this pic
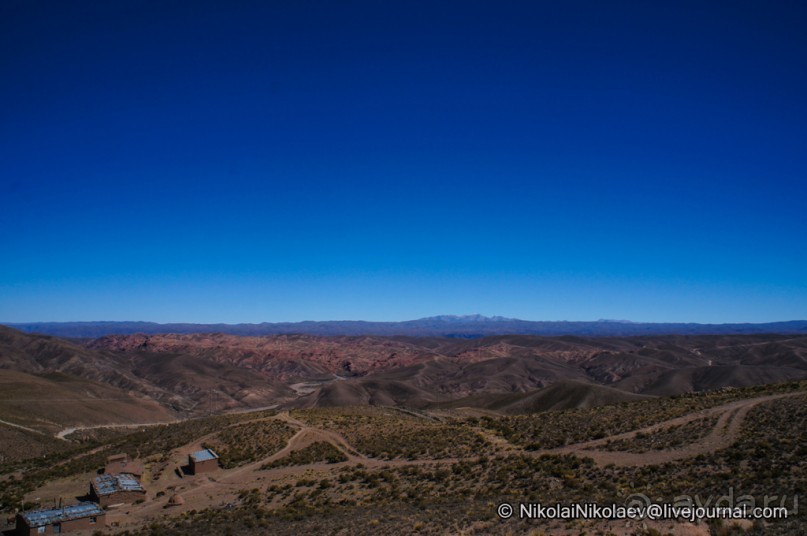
[706,336,807,350]
[384,406,441,422]
[552,391,802,466]
[30,390,805,533]
[0,418,46,435]
[55,420,178,440]
[54,404,282,441]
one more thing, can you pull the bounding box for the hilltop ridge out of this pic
[5,317,807,339]
[2,325,806,422]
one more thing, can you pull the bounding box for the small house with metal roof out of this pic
[16,502,104,535]
[188,448,219,474]
[89,473,146,507]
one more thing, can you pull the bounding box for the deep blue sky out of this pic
[1,0,805,323]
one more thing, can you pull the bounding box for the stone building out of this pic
[188,448,219,474]
[16,502,105,535]
[89,473,146,507]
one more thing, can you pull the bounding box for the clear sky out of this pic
[1,1,805,324]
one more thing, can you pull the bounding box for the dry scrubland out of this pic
[261,441,347,469]
[0,381,804,536]
[476,385,783,450]
[0,425,69,467]
[292,407,495,459]
[204,420,296,468]
[602,415,720,453]
[0,410,277,512]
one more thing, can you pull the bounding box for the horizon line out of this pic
[3,317,807,326]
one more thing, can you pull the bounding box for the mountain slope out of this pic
[0,325,190,411]
[3,326,807,426]
[436,380,656,414]
[0,369,174,433]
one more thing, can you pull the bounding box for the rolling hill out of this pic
[436,380,656,414]
[2,325,806,427]
[0,369,173,433]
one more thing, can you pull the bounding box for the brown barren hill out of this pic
[4,325,807,421]
[438,380,656,414]
[87,333,439,378]
[0,369,174,434]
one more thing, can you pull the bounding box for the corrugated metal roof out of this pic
[191,448,219,462]
[92,473,145,496]
[21,502,103,527]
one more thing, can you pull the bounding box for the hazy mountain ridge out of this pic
[6,316,807,338]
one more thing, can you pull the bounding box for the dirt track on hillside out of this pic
[24,390,803,534]
[552,391,802,466]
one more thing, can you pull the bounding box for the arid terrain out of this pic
[1,325,806,535]
[5,0,805,533]
[1,381,804,535]
[2,326,806,419]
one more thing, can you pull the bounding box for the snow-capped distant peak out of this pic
[419,314,516,323]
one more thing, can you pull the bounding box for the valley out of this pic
[3,326,806,424]
[1,325,806,535]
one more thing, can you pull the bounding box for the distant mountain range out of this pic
[4,316,807,338]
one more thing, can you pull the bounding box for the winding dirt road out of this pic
[23,390,804,534]
[552,391,803,466]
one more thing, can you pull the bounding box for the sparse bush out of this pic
[261,441,347,469]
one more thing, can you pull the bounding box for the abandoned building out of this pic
[104,453,144,477]
[16,502,105,535]
[89,473,146,507]
[188,448,219,474]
